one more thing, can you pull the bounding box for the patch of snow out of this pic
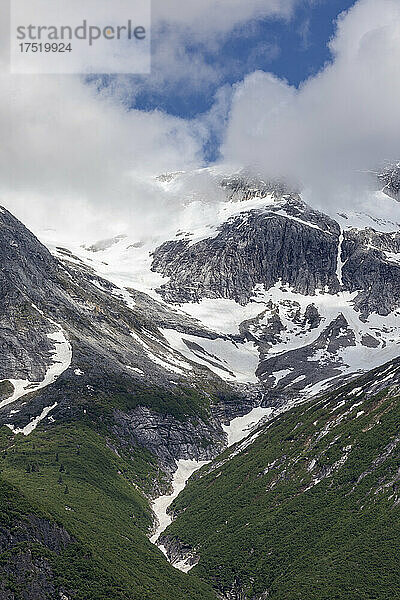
[126,366,145,376]
[327,192,400,233]
[302,376,342,398]
[222,406,272,446]
[275,209,333,235]
[161,329,259,384]
[150,403,273,570]
[150,459,209,548]
[74,369,84,376]
[384,251,400,266]
[179,297,265,336]
[7,402,58,436]
[336,228,344,287]
[272,369,292,385]
[349,386,363,396]
[0,308,72,412]
[112,287,137,310]
[171,558,196,573]
[308,459,317,472]
[290,375,307,385]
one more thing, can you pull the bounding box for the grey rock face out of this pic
[113,406,226,477]
[0,515,74,600]
[152,198,341,305]
[157,534,200,571]
[0,208,65,382]
[378,162,400,201]
[0,515,73,554]
[220,172,297,202]
[342,228,400,316]
[152,191,400,318]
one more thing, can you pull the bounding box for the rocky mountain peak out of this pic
[378,162,400,201]
[219,172,298,202]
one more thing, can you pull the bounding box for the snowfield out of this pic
[161,328,259,383]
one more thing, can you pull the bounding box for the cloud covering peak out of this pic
[222,0,400,206]
[1,0,400,240]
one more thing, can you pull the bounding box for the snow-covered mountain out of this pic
[1,166,399,599]
[34,167,400,409]
[1,168,400,464]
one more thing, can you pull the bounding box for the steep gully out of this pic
[150,405,272,571]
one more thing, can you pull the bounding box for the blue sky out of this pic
[132,0,357,119]
[98,0,356,162]
[85,1,363,163]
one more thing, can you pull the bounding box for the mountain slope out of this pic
[161,358,400,599]
[0,207,234,598]
[0,205,251,468]
[0,424,217,600]
[45,168,400,405]
[1,168,400,599]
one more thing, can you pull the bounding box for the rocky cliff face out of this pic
[0,512,74,600]
[219,173,296,202]
[152,198,341,304]
[342,227,400,315]
[113,406,226,476]
[152,196,400,316]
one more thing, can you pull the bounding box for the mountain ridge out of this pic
[0,168,399,599]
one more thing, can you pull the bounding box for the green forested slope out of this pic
[164,361,400,600]
[0,423,217,600]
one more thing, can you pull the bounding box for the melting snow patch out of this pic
[179,297,267,336]
[161,328,259,384]
[349,387,363,396]
[222,406,272,446]
[7,402,58,436]
[0,310,72,411]
[126,366,145,376]
[336,228,344,287]
[150,404,273,570]
[150,459,209,548]
[273,369,292,385]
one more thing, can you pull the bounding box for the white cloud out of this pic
[0,0,304,240]
[2,0,399,245]
[222,0,400,207]
[154,0,297,36]
[0,72,205,239]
